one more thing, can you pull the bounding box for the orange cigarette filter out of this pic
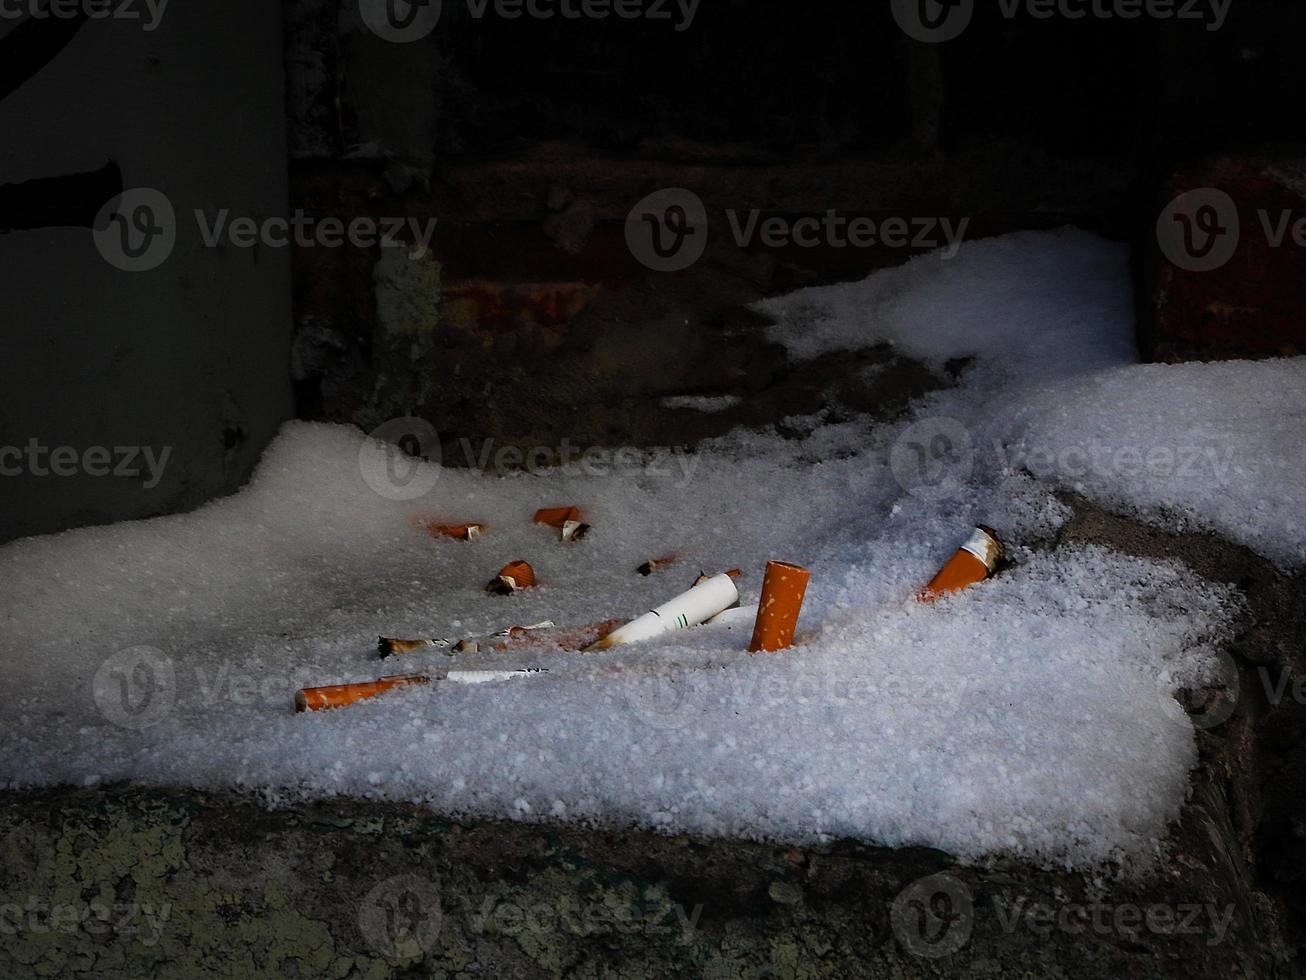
[295,674,430,713]
[420,520,483,541]
[534,506,582,529]
[749,561,811,654]
[485,559,537,595]
[919,525,1004,603]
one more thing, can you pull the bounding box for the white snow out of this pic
[761,229,1306,569]
[4,227,1292,870]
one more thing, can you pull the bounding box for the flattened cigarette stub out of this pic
[920,525,1004,603]
[586,572,741,651]
[450,620,558,654]
[420,520,484,541]
[495,619,623,654]
[749,561,811,654]
[485,560,537,595]
[295,674,430,712]
[638,555,679,576]
[534,506,581,529]
[378,637,451,659]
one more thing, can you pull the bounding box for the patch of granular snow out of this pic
[0,227,1269,870]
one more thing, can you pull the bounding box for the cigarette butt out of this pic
[691,568,741,589]
[485,560,537,595]
[919,526,1004,603]
[378,637,450,659]
[638,555,679,576]
[502,620,557,636]
[294,674,430,712]
[586,572,741,651]
[561,520,592,543]
[453,621,553,653]
[492,619,623,653]
[419,520,484,541]
[534,506,582,529]
[749,561,811,654]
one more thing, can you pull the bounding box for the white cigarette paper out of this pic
[588,573,741,650]
[443,669,546,685]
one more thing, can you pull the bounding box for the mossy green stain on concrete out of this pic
[374,247,443,340]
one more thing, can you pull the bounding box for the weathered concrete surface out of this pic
[1,501,1301,979]
[0,775,1285,979]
